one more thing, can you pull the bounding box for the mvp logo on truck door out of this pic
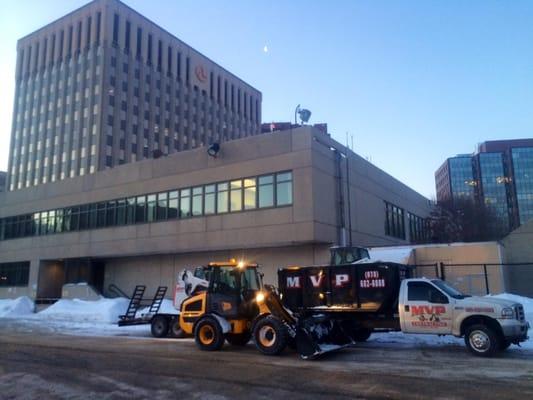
[410,305,448,328]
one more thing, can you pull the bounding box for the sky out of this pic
[0,0,532,198]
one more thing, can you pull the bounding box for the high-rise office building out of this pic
[435,139,533,235]
[7,0,262,191]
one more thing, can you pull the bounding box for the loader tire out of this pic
[151,315,169,338]
[194,317,225,351]
[226,332,251,346]
[464,324,500,357]
[253,316,288,356]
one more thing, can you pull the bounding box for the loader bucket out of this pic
[295,315,354,359]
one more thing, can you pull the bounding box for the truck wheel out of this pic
[151,315,169,338]
[226,331,251,346]
[464,324,500,357]
[253,316,288,356]
[169,317,186,338]
[353,329,372,342]
[194,317,225,351]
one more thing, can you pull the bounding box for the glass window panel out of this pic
[244,178,256,210]
[168,191,178,219]
[230,179,242,212]
[126,197,136,224]
[147,194,157,222]
[136,195,146,222]
[156,193,168,221]
[276,181,292,206]
[106,201,116,226]
[259,175,274,208]
[192,186,203,216]
[117,199,126,225]
[180,189,191,218]
[204,184,215,215]
[217,182,229,214]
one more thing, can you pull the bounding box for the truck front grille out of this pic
[514,305,525,322]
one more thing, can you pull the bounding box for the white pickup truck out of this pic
[397,278,529,356]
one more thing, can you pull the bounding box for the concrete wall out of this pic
[104,244,330,298]
[501,220,533,297]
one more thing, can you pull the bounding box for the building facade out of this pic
[0,172,6,192]
[0,127,431,300]
[435,139,533,235]
[7,0,261,191]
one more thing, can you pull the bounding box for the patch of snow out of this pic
[0,297,35,318]
[36,297,130,324]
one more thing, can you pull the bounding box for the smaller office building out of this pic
[0,126,431,300]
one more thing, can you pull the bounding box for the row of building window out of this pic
[408,212,430,243]
[111,12,259,121]
[0,262,30,287]
[384,201,406,240]
[0,171,293,242]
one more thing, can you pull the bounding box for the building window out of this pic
[168,191,178,219]
[276,172,292,206]
[204,185,216,215]
[244,178,257,210]
[230,179,243,212]
[408,212,428,243]
[217,182,229,213]
[385,202,405,240]
[192,186,203,216]
[180,188,191,217]
[0,262,30,287]
[258,175,274,208]
[112,14,119,45]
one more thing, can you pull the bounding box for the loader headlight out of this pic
[256,292,265,303]
[501,307,514,319]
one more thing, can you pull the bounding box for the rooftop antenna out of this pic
[295,104,312,125]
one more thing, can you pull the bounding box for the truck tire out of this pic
[226,332,251,346]
[194,317,225,351]
[151,315,170,338]
[464,324,501,357]
[253,315,288,356]
[353,328,372,342]
[169,317,186,338]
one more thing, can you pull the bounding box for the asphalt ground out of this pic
[0,320,532,400]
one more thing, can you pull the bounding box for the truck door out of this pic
[400,281,453,334]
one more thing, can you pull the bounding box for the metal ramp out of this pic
[118,285,168,326]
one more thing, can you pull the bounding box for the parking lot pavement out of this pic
[0,321,532,400]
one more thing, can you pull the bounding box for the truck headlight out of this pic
[501,307,514,319]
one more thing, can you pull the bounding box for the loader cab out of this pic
[206,262,263,319]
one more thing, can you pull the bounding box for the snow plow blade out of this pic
[295,315,354,359]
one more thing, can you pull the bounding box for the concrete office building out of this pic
[8,0,261,191]
[435,139,533,236]
[0,127,432,300]
[0,172,6,192]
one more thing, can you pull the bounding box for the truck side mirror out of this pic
[430,291,449,304]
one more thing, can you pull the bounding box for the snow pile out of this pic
[489,293,533,326]
[0,297,34,318]
[135,299,178,318]
[37,297,130,324]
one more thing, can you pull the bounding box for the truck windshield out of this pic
[431,280,466,299]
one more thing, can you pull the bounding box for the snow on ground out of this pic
[0,296,34,318]
[0,294,531,350]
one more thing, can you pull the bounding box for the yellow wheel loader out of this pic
[178,260,354,359]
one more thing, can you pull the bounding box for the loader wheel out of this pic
[253,316,288,356]
[151,315,169,338]
[194,317,225,351]
[169,317,186,338]
[464,324,500,357]
[353,328,372,342]
[226,332,251,346]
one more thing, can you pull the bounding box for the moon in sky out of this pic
[263,45,269,53]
